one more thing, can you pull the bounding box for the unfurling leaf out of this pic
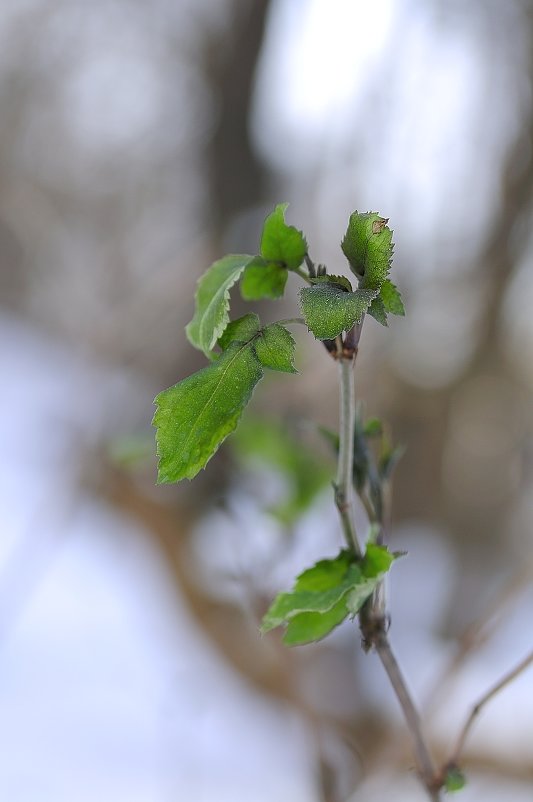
[154,342,263,483]
[260,203,307,269]
[241,258,289,300]
[261,545,399,645]
[186,254,253,356]
[254,323,297,373]
[341,212,394,290]
[300,283,377,340]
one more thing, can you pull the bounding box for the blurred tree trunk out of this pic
[203,0,272,240]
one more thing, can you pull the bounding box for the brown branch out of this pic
[373,631,441,802]
[449,648,533,767]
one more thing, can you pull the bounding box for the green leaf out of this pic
[380,278,405,315]
[186,254,253,356]
[294,550,353,590]
[341,212,394,290]
[345,543,399,615]
[154,342,263,483]
[262,562,362,631]
[254,323,297,373]
[363,542,396,577]
[261,203,307,269]
[345,576,383,616]
[240,258,289,300]
[283,600,350,645]
[300,283,377,340]
[444,766,466,793]
[261,546,400,645]
[261,551,355,633]
[218,313,260,350]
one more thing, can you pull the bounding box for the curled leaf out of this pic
[186,254,253,355]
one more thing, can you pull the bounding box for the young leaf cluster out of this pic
[186,204,306,357]
[155,203,309,484]
[261,543,399,645]
[300,211,403,340]
[153,202,405,653]
[154,203,403,498]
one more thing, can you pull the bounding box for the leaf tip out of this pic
[371,217,389,234]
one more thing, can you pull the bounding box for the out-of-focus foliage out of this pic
[232,416,332,524]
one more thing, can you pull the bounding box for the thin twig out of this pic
[335,355,361,556]
[424,558,533,718]
[354,379,439,798]
[337,318,439,799]
[450,648,533,766]
[375,632,441,802]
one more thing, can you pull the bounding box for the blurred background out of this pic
[2,0,533,799]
